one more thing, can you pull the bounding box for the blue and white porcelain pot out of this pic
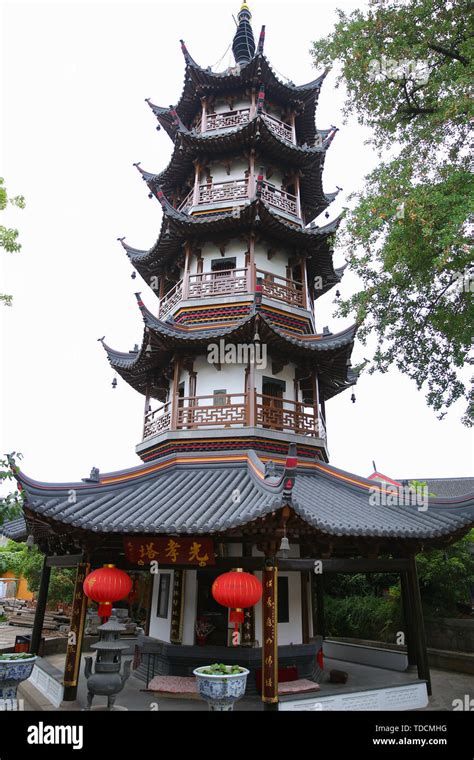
[193,666,250,711]
[0,655,37,704]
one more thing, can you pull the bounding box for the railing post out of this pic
[291,112,297,145]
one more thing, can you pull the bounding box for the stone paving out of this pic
[17,651,474,712]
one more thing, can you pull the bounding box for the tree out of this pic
[311,0,473,423]
[0,541,75,607]
[0,454,24,526]
[0,177,25,306]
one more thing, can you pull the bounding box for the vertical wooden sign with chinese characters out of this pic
[170,569,185,644]
[63,562,90,700]
[262,563,278,706]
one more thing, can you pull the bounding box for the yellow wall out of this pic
[3,571,34,601]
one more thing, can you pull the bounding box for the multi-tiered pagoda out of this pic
[6,3,474,710]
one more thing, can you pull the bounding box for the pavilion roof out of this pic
[147,51,328,147]
[9,450,474,548]
[101,301,358,402]
[139,117,338,225]
[120,196,343,293]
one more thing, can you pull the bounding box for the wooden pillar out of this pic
[291,112,297,145]
[63,561,90,701]
[301,571,310,644]
[249,234,257,291]
[170,569,186,644]
[299,256,307,309]
[29,557,51,656]
[241,545,255,646]
[247,356,256,427]
[142,379,151,439]
[310,572,325,638]
[192,161,201,206]
[262,560,278,709]
[182,244,191,300]
[400,570,417,667]
[407,554,431,694]
[295,174,302,221]
[170,358,181,430]
[200,96,208,133]
[250,87,256,119]
[248,148,256,199]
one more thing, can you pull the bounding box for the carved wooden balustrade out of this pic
[256,268,304,308]
[205,108,251,131]
[203,108,294,144]
[158,265,306,316]
[255,394,321,437]
[198,178,249,205]
[260,181,298,216]
[142,392,325,440]
[143,401,172,439]
[187,268,248,299]
[159,280,183,319]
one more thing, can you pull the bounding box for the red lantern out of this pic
[212,570,262,645]
[83,564,132,618]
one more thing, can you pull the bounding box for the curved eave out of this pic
[123,201,343,287]
[105,299,357,401]
[148,51,328,146]
[13,453,474,543]
[144,116,333,225]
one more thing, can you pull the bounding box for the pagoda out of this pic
[5,3,474,711]
[103,2,355,466]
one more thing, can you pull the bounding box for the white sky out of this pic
[1,0,472,485]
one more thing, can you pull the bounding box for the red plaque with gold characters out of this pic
[262,563,278,704]
[123,536,215,567]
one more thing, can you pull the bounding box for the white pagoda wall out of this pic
[148,569,173,642]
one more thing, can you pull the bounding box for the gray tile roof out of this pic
[11,453,474,543]
[398,478,474,499]
[0,517,28,541]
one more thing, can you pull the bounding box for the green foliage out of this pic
[0,542,75,606]
[325,594,400,642]
[0,454,24,526]
[417,529,474,617]
[311,0,473,422]
[0,177,25,306]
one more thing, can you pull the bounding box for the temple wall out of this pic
[182,570,197,645]
[148,569,173,642]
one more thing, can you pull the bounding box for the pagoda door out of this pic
[262,378,284,430]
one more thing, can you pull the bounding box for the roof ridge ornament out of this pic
[257,25,265,55]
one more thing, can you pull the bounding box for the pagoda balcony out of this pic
[202,108,294,144]
[143,391,324,441]
[158,265,307,317]
[177,178,299,220]
[198,178,249,205]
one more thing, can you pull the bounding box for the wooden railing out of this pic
[203,108,294,144]
[256,394,321,437]
[158,265,307,316]
[176,394,248,429]
[205,108,251,131]
[142,392,325,440]
[198,178,249,205]
[257,268,304,308]
[143,401,172,439]
[262,112,293,143]
[260,181,298,216]
[187,268,248,299]
[159,280,183,319]
[177,189,194,213]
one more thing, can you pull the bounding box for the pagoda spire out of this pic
[232,2,256,65]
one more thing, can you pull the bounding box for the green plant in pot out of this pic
[193,663,250,711]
